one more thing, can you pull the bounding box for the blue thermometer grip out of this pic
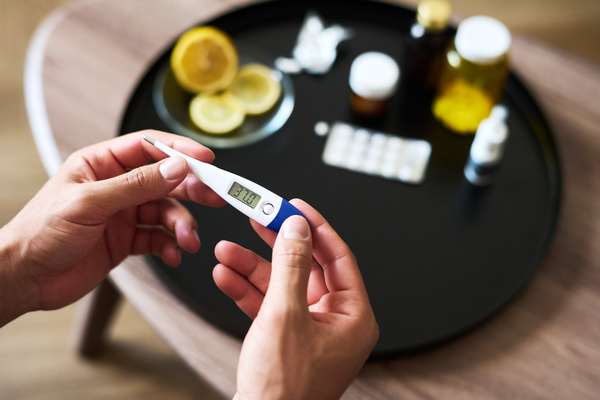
[266,200,308,232]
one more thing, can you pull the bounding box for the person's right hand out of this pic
[0,130,225,326]
[214,200,379,400]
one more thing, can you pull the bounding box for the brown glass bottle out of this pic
[401,0,453,92]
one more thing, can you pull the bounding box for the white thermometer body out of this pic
[144,136,306,232]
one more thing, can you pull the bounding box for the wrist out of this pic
[0,222,38,327]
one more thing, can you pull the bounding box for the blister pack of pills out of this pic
[318,122,432,185]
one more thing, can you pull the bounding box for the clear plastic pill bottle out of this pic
[349,52,400,118]
[432,16,511,134]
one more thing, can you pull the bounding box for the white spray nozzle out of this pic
[470,104,510,162]
[477,105,509,144]
[488,105,509,124]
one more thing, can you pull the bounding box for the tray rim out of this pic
[118,0,562,357]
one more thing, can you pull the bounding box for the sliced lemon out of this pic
[223,63,282,115]
[189,92,245,134]
[170,26,239,93]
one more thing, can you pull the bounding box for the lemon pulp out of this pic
[189,93,245,134]
[223,63,282,115]
[171,26,239,93]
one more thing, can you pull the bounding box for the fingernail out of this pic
[282,216,310,240]
[159,156,186,181]
[192,229,200,245]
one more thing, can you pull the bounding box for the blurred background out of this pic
[1,0,599,398]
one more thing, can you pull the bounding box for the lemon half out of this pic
[170,26,239,93]
[189,92,246,134]
[223,63,282,115]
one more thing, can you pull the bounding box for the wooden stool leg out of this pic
[70,279,122,357]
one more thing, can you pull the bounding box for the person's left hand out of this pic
[0,130,224,322]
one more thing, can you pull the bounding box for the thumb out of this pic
[87,156,188,213]
[266,216,313,310]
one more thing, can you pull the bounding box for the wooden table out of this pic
[25,0,600,398]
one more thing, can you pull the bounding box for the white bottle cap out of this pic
[455,16,511,64]
[349,52,400,100]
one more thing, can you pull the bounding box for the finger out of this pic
[70,131,225,207]
[130,226,182,267]
[215,236,327,306]
[168,173,227,206]
[110,130,216,172]
[137,131,224,206]
[248,199,319,248]
[249,218,277,247]
[288,200,368,295]
[306,264,328,305]
[65,130,215,182]
[266,215,313,311]
[83,156,188,217]
[138,130,215,165]
[137,198,200,253]
[212,264,264,319]
[248,204,329,303]
[214,240,271,294]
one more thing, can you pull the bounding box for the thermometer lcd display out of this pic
[228,181,261,209]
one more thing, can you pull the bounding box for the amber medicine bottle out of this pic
[349,52,400,118]
[401,0,453,92]
[432,16,511,134]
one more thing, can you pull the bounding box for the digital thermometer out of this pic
[143,135,306,232]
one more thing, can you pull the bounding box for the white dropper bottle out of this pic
[464,105,509,186]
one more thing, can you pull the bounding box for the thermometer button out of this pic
[262,202,275,215]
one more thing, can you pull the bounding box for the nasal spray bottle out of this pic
[463,105,509,186]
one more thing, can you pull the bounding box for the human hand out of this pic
[213,200,379,400]
[0,130,224,325]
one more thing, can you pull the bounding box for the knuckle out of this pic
[276,245,312,267]
[125,167,150,194]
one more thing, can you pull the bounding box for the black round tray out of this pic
[119,0,561,357]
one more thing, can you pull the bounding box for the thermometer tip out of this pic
[142,135,156,145]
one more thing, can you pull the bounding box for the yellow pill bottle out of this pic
[432,16,511,134]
